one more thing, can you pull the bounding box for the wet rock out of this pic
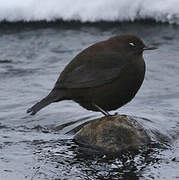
[74,114,151,154]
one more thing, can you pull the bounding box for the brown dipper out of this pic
[27,35,156,116]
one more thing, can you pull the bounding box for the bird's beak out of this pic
[143,46,157,50]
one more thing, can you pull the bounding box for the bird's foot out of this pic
[104,112,118,117]
[92,103,111,117]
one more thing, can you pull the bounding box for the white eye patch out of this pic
[129,42,135,46]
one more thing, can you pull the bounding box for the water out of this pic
[0,21,179,179]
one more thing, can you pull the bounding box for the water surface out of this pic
[0,22,179,180]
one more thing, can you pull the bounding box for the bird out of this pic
[27,34,156,116]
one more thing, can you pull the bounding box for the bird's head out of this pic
[109,35,157,56]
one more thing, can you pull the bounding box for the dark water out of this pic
[0,22,179,180]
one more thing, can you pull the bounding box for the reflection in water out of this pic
[30,139,164,180]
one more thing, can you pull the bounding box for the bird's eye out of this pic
[129,42,135,47]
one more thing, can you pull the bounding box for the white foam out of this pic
[0,0,179,23]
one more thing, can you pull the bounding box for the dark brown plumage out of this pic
[27,34,156,116]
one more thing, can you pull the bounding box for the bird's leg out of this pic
[92,103,111,116]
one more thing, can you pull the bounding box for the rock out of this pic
[74,114,151,154]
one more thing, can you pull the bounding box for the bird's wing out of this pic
[55,51,129,89]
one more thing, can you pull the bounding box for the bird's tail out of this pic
[27,90,63,115]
